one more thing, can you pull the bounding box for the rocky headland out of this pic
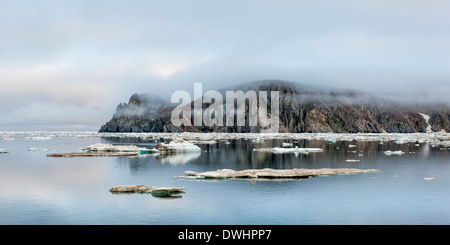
[99,80,449,133]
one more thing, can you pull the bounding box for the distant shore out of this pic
[1,131,449,147]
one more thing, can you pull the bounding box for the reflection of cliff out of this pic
[118,138,440,173]
[193,139,437,170]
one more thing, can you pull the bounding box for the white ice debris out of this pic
[28,147,51,152]
[424,177,436,180]
[345,159,360,162]
[86,143,141,152]
[155,140,201,154]
[384,150,405,155]
[254,146,323,154]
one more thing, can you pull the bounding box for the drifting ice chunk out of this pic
[86,143,141,152]
[423,177,436,180]
[109,185,185,193]
[155,140,201,154]
[254,146,323,154]
[183,168,380,180]
[384,150,405,155]
[109,185,185,197]
[272,146,323,153]
[28,147,51,152]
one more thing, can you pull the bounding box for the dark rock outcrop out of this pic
[99,80,449,133]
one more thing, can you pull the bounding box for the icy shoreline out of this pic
[1,131,449,147]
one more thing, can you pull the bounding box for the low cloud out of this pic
[0,0,449,130]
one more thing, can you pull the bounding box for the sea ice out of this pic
[157,152,201,165]
[86,143,139,152]
[384,150,405,155]
[254,146,323,154]
[155,140,201,154]
[28,147,51,152]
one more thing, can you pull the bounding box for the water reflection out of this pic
[1,132,449,224]
[155,152,201,165]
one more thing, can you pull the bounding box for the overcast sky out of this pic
[1,0,449,131]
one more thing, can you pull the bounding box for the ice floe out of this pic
[383,150,405,155]
[109,185,185,198]
[85,143,142,152]
[253,146,323,154]
[181,168,380,180]
[423,177,436,181]
[28,147,52,153]
[155,140,201,154]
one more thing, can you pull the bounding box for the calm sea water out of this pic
[0,132,449,225]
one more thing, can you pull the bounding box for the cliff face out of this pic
[99,80,449,133]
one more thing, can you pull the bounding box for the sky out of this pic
[0,0,449,131]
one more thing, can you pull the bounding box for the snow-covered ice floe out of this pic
[155,140,201,154]
[28,147,52,153]
[423,177,436,181]
[384,150,405,155]
[85,143,162,155]
[180,168,380,181]
[254,146,323,154]
[85,143,143,152]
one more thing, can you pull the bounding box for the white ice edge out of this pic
[0,131,449,146]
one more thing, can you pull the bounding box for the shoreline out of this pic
[1,131,449,146]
